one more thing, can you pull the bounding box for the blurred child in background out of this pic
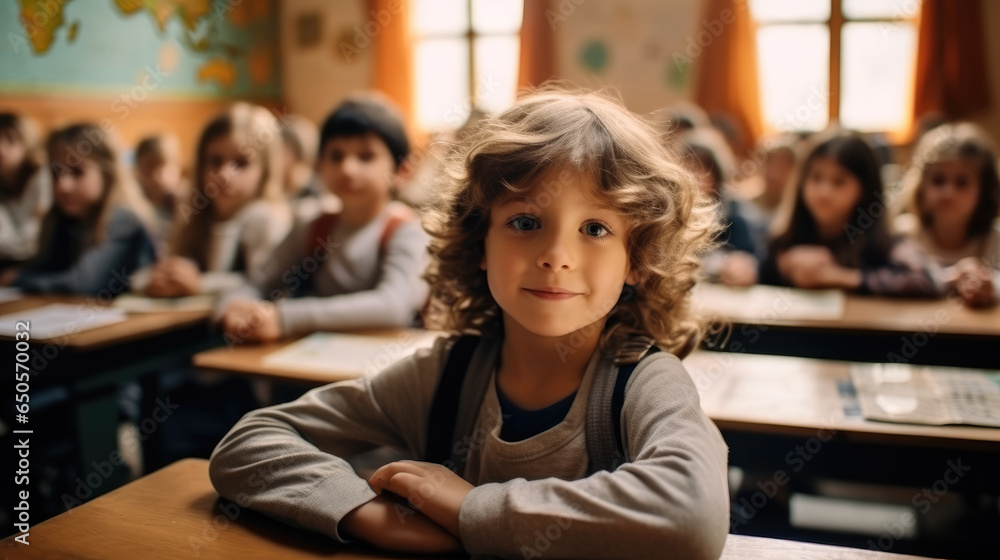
[134,133,185,251]
[218,94,429,342]
[896,123,1000,307]
[680,127,758,286]
[0,113,51,270]
[130,103,290,298]
[1,123,154,294]
[759,133,936,296]
[281,114,326,225]
[741,135,798,254]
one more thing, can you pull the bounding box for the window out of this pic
[751,0,921,133]
[412,0,523,131]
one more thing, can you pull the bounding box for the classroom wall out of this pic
[276,0,1000,150]
[5,0,1000,161]
[279,0,372,124]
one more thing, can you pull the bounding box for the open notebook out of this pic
[850,363,1000,428]
[263,330,444,377]
[0,303,127,340]
[692,283,845,322]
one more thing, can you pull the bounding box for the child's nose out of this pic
[536,229,575,270]
[55,173,75,193]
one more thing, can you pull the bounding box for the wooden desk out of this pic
[693,285,1000,368]
[684,351,1000,449]
[0,458,944,560]
[685,351,1000,558]
[194,330,440,385]
[0,295,219,516]
[0,295,210,350]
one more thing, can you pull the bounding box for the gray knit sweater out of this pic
[209,333,730,559]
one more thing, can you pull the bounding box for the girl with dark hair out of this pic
[759,132,936,296]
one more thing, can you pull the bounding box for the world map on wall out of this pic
[4,0,278,96]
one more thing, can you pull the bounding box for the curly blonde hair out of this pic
[423,89,721,358]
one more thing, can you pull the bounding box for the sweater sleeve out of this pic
[208,334,452,542]
[859,238,937,297]
[457,353,730,560]
[200,202,290,295]
[276,219,430,336]
[14,208,154,295]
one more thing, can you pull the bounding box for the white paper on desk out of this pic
[0,303,127,340]
[0,287,23,303]
[692,283,845,322]
[112,294,216,314]
[850,363,1000,428]
[263,331,443,377]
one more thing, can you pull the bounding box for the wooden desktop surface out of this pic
[0,458,944,560]
[0,295,211,350]
[195,333,1000,450]
[685,351,1000,449]
[193,329,437,385]
[693,285,1000,337]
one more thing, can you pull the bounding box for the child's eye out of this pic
[582,222,610,238]
[234,158,249,169]
[359,152,375,162]
[507,215,539,232]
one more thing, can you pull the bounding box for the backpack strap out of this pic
[307,212,340,257]
[610,347,659,463]
[586,337,661,474]
[377,205,417,259]
[424,335,481,466]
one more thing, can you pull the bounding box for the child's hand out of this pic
[786,261,861,290]
[220,300,283,343]
[952,257,995,308]
[146,262,177,297]
[777,245,834,278]
[340,494,464,553]
[719,251,758,286]
[368,460,474,538]
[161,257,202,296]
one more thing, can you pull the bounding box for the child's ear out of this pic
[395,158,414,182]
[625,268,641,285]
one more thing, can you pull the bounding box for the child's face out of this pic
[203,134,264,220]
[51,150,105,219]
[0,128,26,179]
[318,133,397,217]
[802,156,863,233]
[922,158,980,226]
[136,152,182,206]
[481,168,638,338]
[764,150,794,195]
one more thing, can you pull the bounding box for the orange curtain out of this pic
[368,0,415,130]
[912,0,991,123]
[518,0,556,91]
[692,0,763,157]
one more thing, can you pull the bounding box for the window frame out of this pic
[753,0,920,131]
[411,0,523,130]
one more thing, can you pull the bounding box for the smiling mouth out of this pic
[523,288,579,300]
